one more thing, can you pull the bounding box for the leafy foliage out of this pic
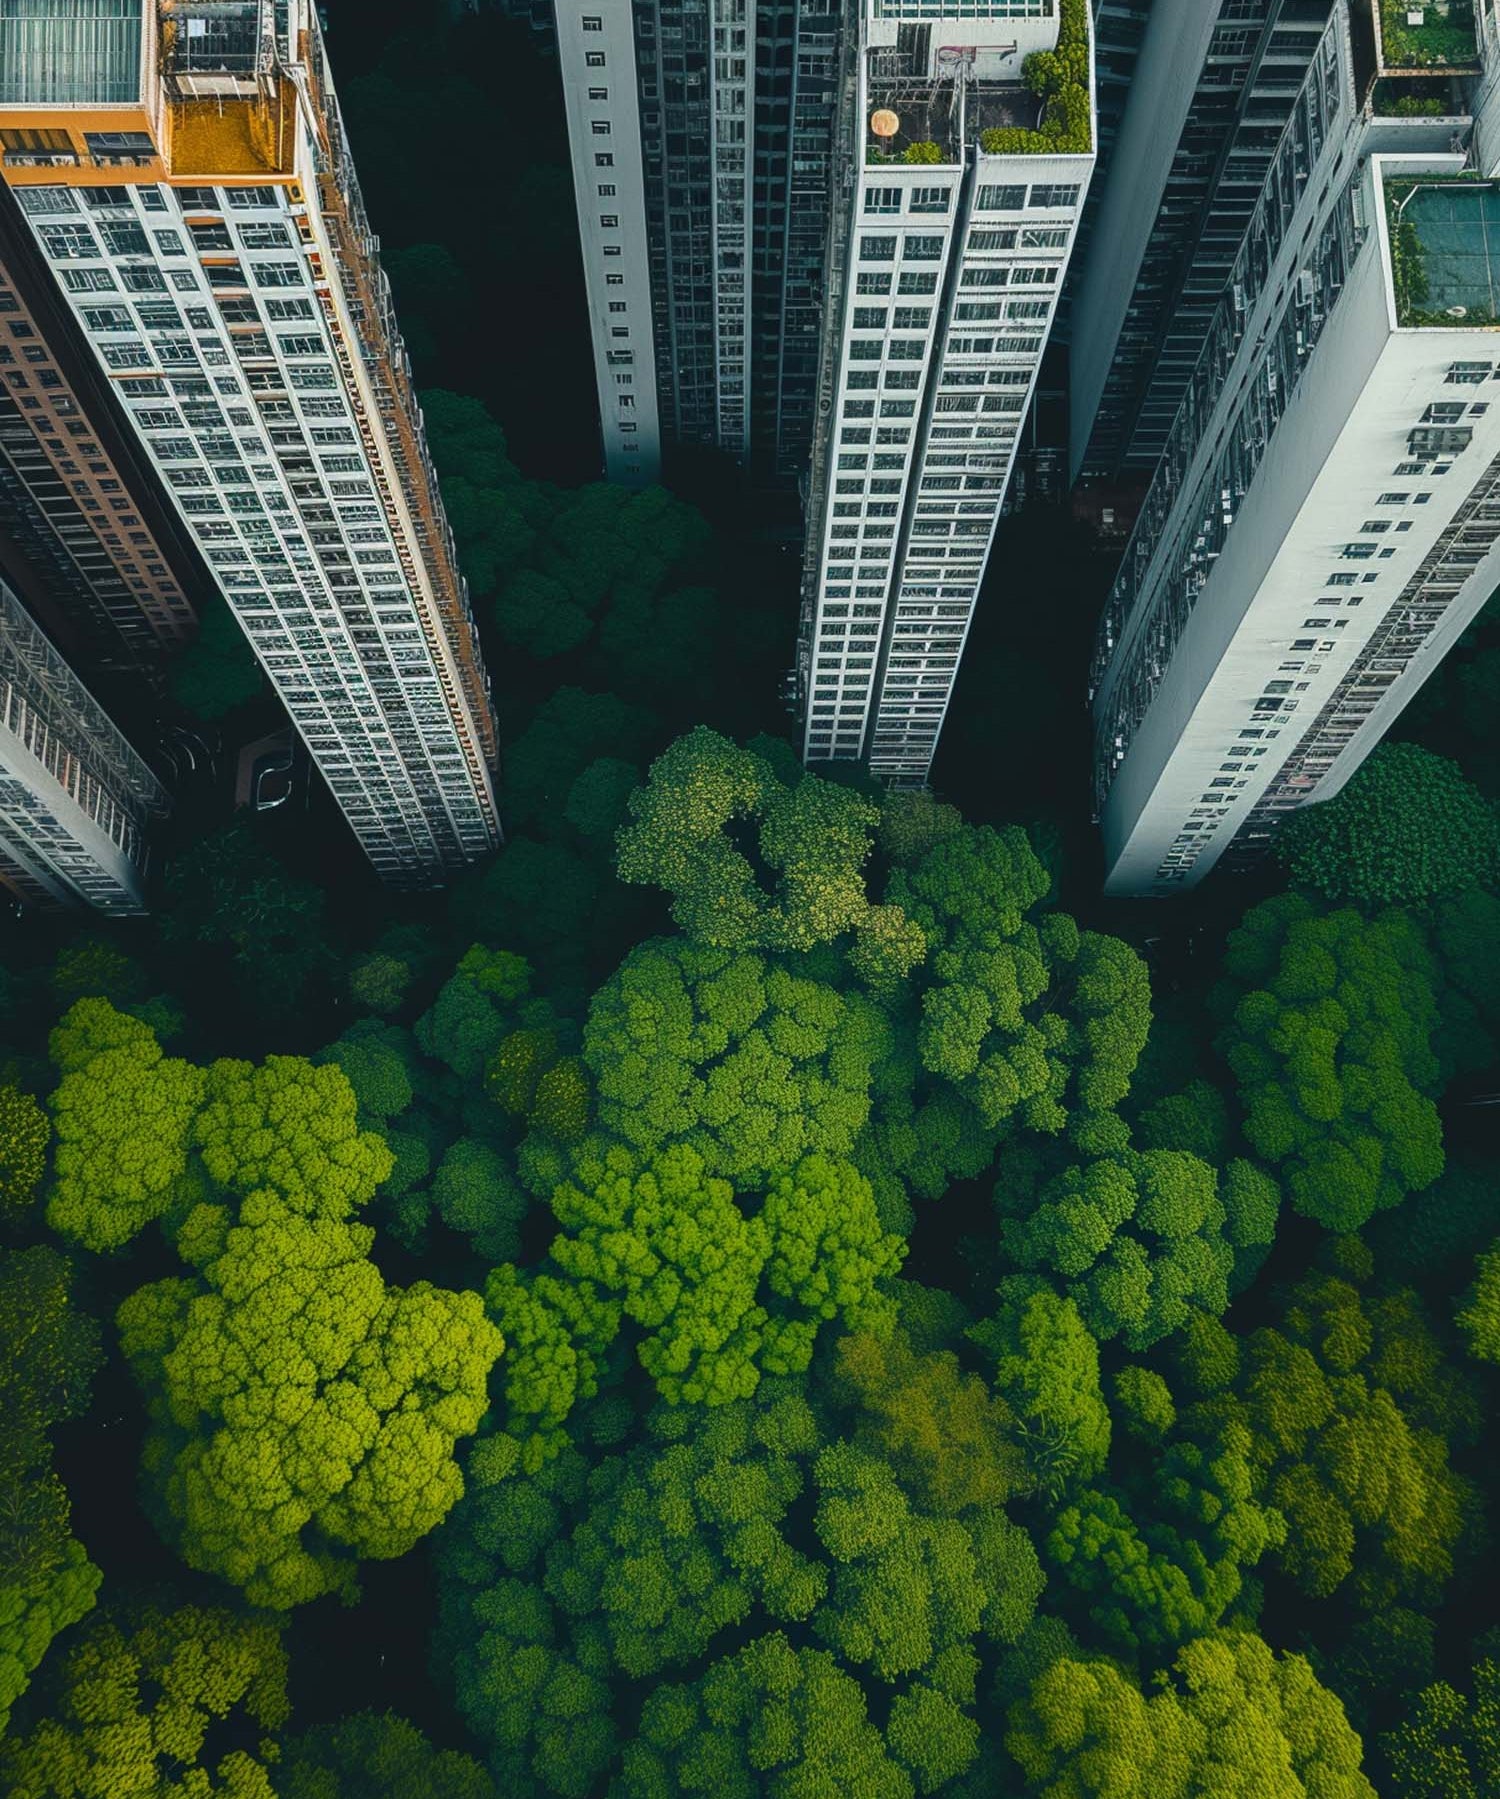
[114,1053,501,1607]
[0,1247,101,1735]
[580,937,884,1188]
[1007,1631,1375,1797]
[995,1144,1278,1350]
[485,1145,902,1462]
[1214,895,1445,1230]
[45,1000,205,1251]
[273,1711,498,1799]
[2,1604,289,1798]
[1275,744,1500,906]
[0,1086,48,1216]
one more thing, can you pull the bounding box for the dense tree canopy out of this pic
[1275,743,1500,906]
[484,1144,902,1463]
[576,937,884,1190]
[0,1247,100,1735]
[1378,1647,1500,1799]
[995,1144,1279,1350]
[1,1605,289,1798]
[1007,1632,1374,1798]
[1213,896,1445,1231]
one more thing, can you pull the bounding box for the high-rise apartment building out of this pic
[1,185,204,676]
[794,0,1097,787]
[1069,0,1333,483]
[556,0,663,486]
[0,570,167,912]
[0,0,500,886]
[1091,0,1500,895]
[555,0,844,489]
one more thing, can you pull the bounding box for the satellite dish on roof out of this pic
[871,109,900,138]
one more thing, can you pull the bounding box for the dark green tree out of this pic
[1378,1646,1500,1799]
[273,1711,498,1799]
[1213,894,1445,1231]
[0,1247,101,1735]
[1275,742,1500,906]
[168,595,263,720]
[2,1605,288,1797]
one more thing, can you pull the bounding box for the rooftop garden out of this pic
[979,0,1090,156]
[1379,0,1480,71]
[1372,74,1464,114]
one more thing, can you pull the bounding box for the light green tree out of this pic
[45,999,205,1251]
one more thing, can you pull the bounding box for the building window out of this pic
[598,183,616,197]
[976,184,1026,211]
[1029,184,1079,208]
[582,14,602,28]
[588,86,608,99]
[595,152,614,166]
[860,235,897,261]
[591,120,612,135]
[586,49,606,65]
[600,214,619,228]
[909,187,951,213]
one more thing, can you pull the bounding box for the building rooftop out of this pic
[1392,180,1500,324]
[1378,0,1480,73]
[865,66,1041,164]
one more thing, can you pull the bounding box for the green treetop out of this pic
[615,729,920,977]
[0,1085,48,1216]
[158,821,336,1020]
[890,823,1150,1129]
[116,1056,502,1606]
[1213,894,1445,1231]
[415,945,533,1083]
[995,1145,1279,1351]
[1006,1630,1374,1798]
[45,999,206,1252]
[502,687,655,836]
[1274,742,1500,906]
[621,1631,920,1798]
[579,936,885,1189]
[1457,1223,1500,1363]
[1038,1393,1285,1657]
[1212,1257,1479,1612]
[192,1052,394,1214]
[273,1711,498,1799]
[485,1144,903,1462]
[1378,1647,1500,1799]
[1,1604,289,1799]
[0,1246,101,1736]
[832,1324,1026,1516]
[969,1280,1111,1499]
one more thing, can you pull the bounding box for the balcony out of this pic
[159,0,276,97]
